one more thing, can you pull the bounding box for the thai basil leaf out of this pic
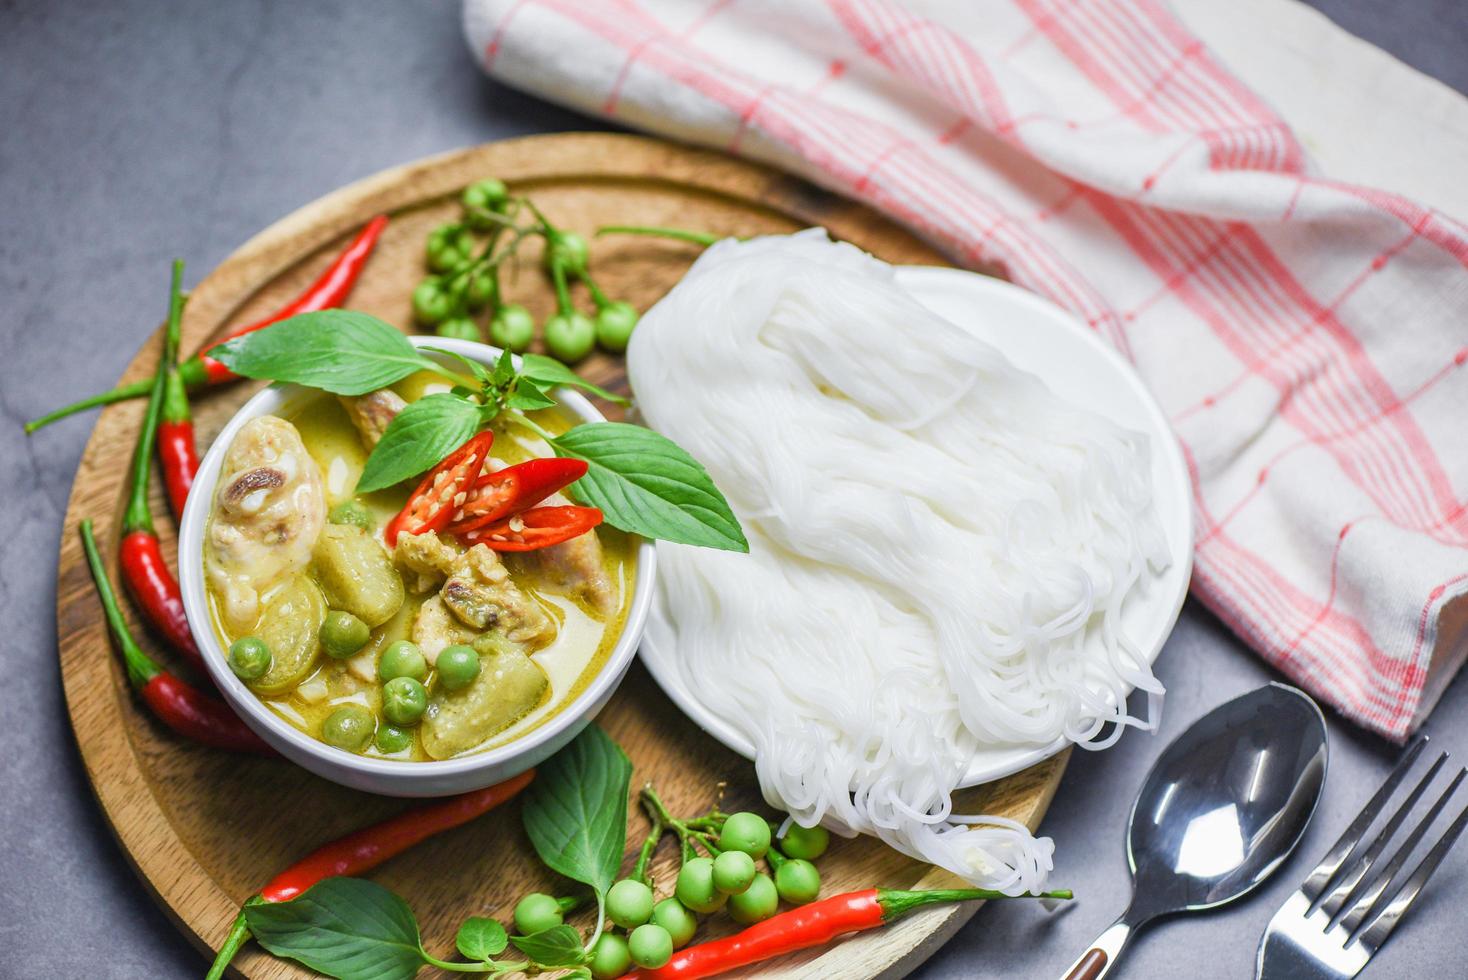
[357,393,481,493]
[506,380,556,412]
[244,878,426,980]
[492,347,517,388]
[509,926,587,967]
[421,345,493,386]
[211,310,440,395]
[455,917,508,962]
[521,725,631,908]
[551,423,747,552]
[519,354,628,404]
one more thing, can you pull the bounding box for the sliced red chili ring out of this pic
[384,431,495,548]
[446,457,589,535]
[459,505,603,552]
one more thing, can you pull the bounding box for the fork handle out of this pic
[1058,917,1133,980]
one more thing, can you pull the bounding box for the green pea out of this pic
[711,849,757,895]
[543,311,595,364]
[589,932,631,980]
[321,704,374,753]
[378,640,427,682]
[775,858,821,905]
[374,724,413,754]
[607,878,655,929]
[320,610,370,659]
[594,301,638,353]
[382,676,428,726]
[465,269,498,311]
[488,303,535,353]
[727,873,778,925]
[327,499,374,532]
[227,636,271,680]
[544,231,590,277]
[674,857,724,914]
[651,898,698,948]
[718,812,771,858]
[462,178,509,227]
[628,923,674,970]
[779,822,829,861]
[435,316,481,342]
[436,644,480,691]
[513,892,563,935]
[412,278,453,326]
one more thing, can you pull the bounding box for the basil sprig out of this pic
[218,310,748,552]
[242,725,630,979]
[521,722,633,940]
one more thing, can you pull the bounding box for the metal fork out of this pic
[1255,736,1468,979]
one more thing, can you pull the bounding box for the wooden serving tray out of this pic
[56,133,1069,979]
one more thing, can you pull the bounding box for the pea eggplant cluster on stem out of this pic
[410,178,718,363]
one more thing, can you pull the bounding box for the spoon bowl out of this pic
[1061,683,1328,980]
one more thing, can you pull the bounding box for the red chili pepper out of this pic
[622,887,1073,980]
[120,531,197,663]
[156,418,198,519]
[460,505,603,552]
[195,213,389,384]
[24,215,388,433]
[119,262,203,674]
[204,770,536,980]
[445,456,588,535]
[81,518,274,757]
[384,430,495,548]
[158,260,199,517]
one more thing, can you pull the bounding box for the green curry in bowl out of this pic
[203,371,634,761]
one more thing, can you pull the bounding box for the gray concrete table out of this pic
[2,2,1464,977]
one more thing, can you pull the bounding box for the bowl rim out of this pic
[178,336,657,783]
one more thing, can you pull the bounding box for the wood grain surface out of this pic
[55,133,1070,979]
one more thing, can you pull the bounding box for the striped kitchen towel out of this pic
[463,0,1468,740]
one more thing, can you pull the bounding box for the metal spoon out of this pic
[1058,683,1329,980]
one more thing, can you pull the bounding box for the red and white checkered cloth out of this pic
[463,0,1468,740]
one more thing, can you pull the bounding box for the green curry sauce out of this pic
[206,373,634,762]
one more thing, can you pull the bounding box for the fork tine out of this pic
[1336,768,1465,933]
[1352,799,1468,953]
[1316,749,1445,918]
[1303,736,1427,906]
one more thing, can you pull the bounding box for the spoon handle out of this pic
[1058,916,1133,980]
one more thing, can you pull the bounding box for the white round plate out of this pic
[638,267,1194,786]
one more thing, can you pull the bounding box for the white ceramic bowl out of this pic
[179,337,657,797]
[639,267,1194,787]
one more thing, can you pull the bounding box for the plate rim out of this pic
[637,264,1195,787]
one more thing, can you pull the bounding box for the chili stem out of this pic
[79,519,162,688]
[595,225,722,247]
[122,261,185,535]
[203,910,253,980]
[23,377,154,432]
[878,887,1074,920]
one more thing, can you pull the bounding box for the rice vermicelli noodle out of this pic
[628,231,1168,892]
